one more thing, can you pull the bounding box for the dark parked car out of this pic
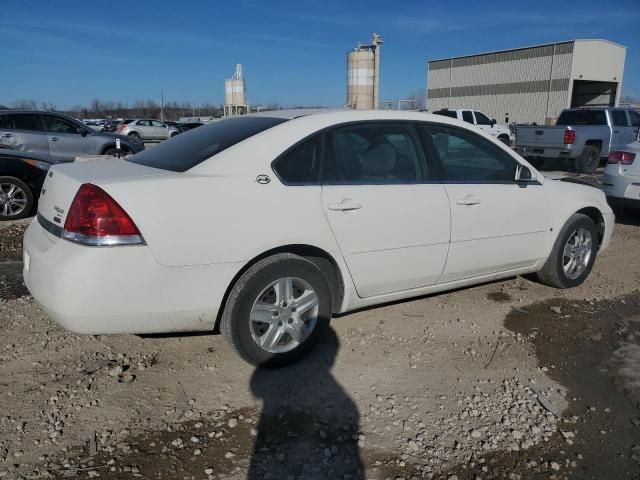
[0,111,145,161]
[0,150,62,220]
[103,119,123,133]
[178,122,204,132]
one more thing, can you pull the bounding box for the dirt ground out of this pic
[1,175,640,479]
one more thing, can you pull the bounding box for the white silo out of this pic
[347,33,383,109]
[224,64,248,117]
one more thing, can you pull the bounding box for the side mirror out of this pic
[515,164,535,183]
[77,127,88,136]
[491,119,497,127]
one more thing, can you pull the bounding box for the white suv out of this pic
[433,108,512,145]
[118,119,180,141]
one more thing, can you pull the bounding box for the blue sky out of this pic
[1,0,638,109]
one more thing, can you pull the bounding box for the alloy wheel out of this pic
[562,227,593,280]
[249,276,319,353]
[0,182,28,218]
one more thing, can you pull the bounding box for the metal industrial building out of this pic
[426,39,626,124]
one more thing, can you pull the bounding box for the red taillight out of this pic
[608,151,636,165]
[563,129,576,145]
[62,184,143,246]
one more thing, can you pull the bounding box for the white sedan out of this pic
[23,110,614,366]
[601,138,640,208]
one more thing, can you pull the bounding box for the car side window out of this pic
[137,120,151,126]
[43,116,80,134]
[474,111,492,125]
[323,123,427,184]
[272,136,321,185]
[422,124,517,183]
[611,110,629,127]
[151,120,165,127]
[461,111,474,124]
[629,111,640,127]
[6,114,41,131]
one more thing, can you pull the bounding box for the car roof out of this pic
[0,110,74,116]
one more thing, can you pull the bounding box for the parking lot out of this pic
[1,180,639,479]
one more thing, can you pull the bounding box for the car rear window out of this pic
[127,116,288,172]
[433,110,458,119]
[556,110,606,126]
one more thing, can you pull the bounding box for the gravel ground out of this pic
[1,200,639,479]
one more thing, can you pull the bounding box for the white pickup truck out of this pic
[515,107,640,173]
[433,108,512,145]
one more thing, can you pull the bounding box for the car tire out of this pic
[170,132,179,138]
[498,135,510,146]
[575,145,600,174]
[527,157,544,170]
[220,253,332,367]
[103,147,129,157]
[128,132,141,139]
[535,213,598,289]
[0,176,35,220]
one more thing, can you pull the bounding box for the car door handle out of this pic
[456,195,481,206]
[50,137,60,142]
[1,133,13,138]
[328,199,362,211]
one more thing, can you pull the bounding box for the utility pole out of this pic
[160,89,164,122]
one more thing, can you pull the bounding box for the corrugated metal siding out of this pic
[427,42,574,123]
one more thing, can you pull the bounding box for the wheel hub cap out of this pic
[0,183,28,217]
[249,276,319,354]
[562,227,593,280]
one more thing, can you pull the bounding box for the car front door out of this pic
[473,111,494,135]
[610,110,637,148]
[420,123,551,283]
[151,120,169,139]
[42,115,96,161]
[321,122,451,298]
[0,113,50,156]
[135,120,153,139]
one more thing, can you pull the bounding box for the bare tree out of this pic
[12,99,38,110]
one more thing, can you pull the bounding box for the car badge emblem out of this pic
[255,174,271,185]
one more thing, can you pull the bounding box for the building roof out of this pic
[427,39,626,64]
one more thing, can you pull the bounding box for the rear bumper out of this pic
[23,220,242,334]
[515,145,577,159]
[601,172,640,202]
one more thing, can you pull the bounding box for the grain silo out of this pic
[224,64,248,117]
[347,33,383,109]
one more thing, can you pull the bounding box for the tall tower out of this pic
[224,64,248,117]
[346,33,383,109]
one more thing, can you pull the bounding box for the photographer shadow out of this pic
[248,328,364,480]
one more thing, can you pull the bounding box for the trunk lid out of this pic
[516,126,569,147]
[37,159,170,237]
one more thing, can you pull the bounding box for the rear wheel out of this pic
[220,253,332,367]
[536,213,598,288]
[0,176,34,220]
[527,157,544,170]
[575,145,600,174]
[498,135,511,146]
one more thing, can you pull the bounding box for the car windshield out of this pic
[433,110,457,119]
[127,116,288,172]
[556,110,606,126]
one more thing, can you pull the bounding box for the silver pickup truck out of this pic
[515,107,640,173]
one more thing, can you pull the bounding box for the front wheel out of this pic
[0,176,35,220]
[536,213,598,288]
[103,147,130,157]
[128,132,141,139]
[498,135,511,146]
[220,253,332,367]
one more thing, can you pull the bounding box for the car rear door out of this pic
[321,121,451,298]
[0,113,50,156]
[420,123,551,283]
[135,120,153,139]
[42,114,96,161]
[610,110,637,148]
[151,120,168,139]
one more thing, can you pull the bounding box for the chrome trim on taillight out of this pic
[61,230,145,247]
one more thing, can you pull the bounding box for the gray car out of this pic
[0,111,145,162]
[118,119,180,141]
